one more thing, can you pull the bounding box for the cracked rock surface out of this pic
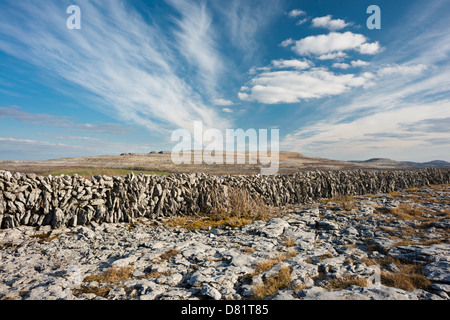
[0,185,449,300]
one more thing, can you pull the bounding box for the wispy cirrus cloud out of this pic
[0,105,130,134]
[282,99,450,161]
[0,0,230,136]
[216,0,283,58]
[0,135,152,160]
[377,64,429,76]
[168,0,223,97]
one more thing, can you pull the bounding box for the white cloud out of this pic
[351,60,370,67]
[332,63,351,69]
[280,38,294,47]
[0,137,71,147]
[291,32,381,56]
[168,0,224,97]
[288,9,306,18]
[317,52,348,60]
[271,59,312,70]
[332,61,370,69]
[218,0,282,59]
[280,2,450,162]
[221,108,233,113]
[213,99,235,106]
[296,18,309,26]
[311,15,352,30]
[239,69,367,104]
[359,42,382,54]
[377,64,429,76]
[0,106,130,134]
[0,135,153,160]
[281,100,450,161]
[0,0,230,136]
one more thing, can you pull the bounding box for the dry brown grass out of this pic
[211,188,278,222]
[159,248,181,261]
[73,266,136,298]
[326,274,368,290]
[389,203,424,220]
[386,191,404,198]
[321,195,357,211]
[387,239,443,250]
[83,266,135,284]
[317,252,334,262]
[253,265,292,299]
[283,237,296,247]
[164,187,279,230]
[427,184,449,191]
[376,203,437,222]
[366,257,431,291]
[30,233,60,243]
[242,246,255,254]
[73,285,111,298]
[381,269,431,291]
[251,250,298,276]
[143,270,172,279]
[404,187,421,193]
[163,216,255,230]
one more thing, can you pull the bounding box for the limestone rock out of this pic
[423,261,450,283]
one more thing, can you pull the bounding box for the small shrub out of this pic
[164,188,280,230]
[211,188,278,222]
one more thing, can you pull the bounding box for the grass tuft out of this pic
[368,257,431,291]
[83,266,135,284]
[163,187,280,230]
[250,250,298,276]
[253,265,292,299]
[326,274,368,290]
[159,249,181,261]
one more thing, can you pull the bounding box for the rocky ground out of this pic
[0,184,449,300]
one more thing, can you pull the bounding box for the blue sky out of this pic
[0,0,449,161]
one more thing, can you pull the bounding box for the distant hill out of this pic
[350,158,450,168]
[1,151,449,176]
[401,160,450,168]
[348,158,410,168]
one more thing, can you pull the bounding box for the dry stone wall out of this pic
[1,168,449,229]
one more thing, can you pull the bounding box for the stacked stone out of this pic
[1,168,449,229]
